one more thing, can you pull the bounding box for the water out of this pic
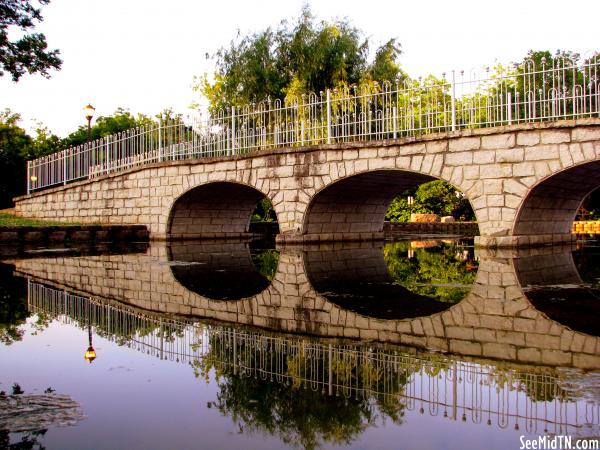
[0,238,599,450]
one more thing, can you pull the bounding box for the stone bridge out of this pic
[9,241,600,370]
[14,119,600,247]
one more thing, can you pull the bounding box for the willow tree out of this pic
[194,5,406,112]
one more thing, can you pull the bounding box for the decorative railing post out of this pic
[451,70,457,131]
[158,119,163,162]
[507,92,513,125]
[326,89,332,144]
[393,106,398,139]
[106,137,110,173]
[63,149,67,185]
[231,106,236,155]
[26,160,30,194]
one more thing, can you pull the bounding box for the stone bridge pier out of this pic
[14,120,600,247]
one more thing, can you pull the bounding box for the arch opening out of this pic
[514,246,600,337]
[513,161,600,237]
[168,240,279,300]
[305,240,476,320]
[303,170,476,238]
[168,182,279,239]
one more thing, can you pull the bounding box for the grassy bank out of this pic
[0,213,83,228]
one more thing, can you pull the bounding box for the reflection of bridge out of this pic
[11,241,600,369]
[27,281,599,438]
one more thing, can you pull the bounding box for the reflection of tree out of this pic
[0,429,47,450]
[250,249,280,281]
[213,375,370,450]
[192,332,412,450]
[0,265,28,345]
[383,242,476,303]
[514,372,565,403]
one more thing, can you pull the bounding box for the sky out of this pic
[1,0,598,138]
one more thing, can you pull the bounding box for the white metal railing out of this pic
[27,54,600,193]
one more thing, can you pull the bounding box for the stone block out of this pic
[496,148,524,163]
[473,150,495,164]
[516,131,540,146]
[525,145,559,161]
[449,340,481,356]
[445,152,473,166]
[482,342,516,359]
[410,213,439,223]
[517,347,542,363]
[481,133,515,150]
[571,126,600,142]
[541,130,570,144]
[449,136,480,152]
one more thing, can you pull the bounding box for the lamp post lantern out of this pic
[84,324,97,364]
[83,103,95,144]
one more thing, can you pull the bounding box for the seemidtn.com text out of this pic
[520,436,599,450]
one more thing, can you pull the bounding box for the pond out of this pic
[0,238,599,450]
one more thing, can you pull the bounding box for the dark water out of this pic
[0,237,599,450]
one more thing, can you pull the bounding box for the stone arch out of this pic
[513,160,600,237]
[167,181,276,239]
[302,169,471,237]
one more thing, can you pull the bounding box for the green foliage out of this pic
[195,5,405,112]
[61,107,156,148]
[251,197,276,222]
[0,0,62,81]
[385,180,475,222]
[0,213,83,226]
[367,38,405,84]
[193,334,411,449]
[0,107,169,206]
[0,110,31,206]
[0,264,28,345]
[383,241,477,303]
[251,249,279,281]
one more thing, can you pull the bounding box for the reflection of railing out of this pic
[27,56,600,193]
[27,280,599,437]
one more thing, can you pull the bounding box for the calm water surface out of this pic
[0,238,599,450]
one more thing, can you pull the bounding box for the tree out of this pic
[0,109,31,205]
[61,107,154,148]
[0,107,158,206]
[0,0,62,81]
[386,180,475,222]
[195,5,405,112]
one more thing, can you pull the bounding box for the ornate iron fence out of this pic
[27,55,600,193]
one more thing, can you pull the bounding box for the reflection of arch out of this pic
[303,170,438,236]
[10,241,600,369]
[513,161,600,237]
[168,182,278,239]
[168,240,272,300]
[304,243,464,319]
[512,247,600,337]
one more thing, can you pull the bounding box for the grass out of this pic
[0,213,84,228]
